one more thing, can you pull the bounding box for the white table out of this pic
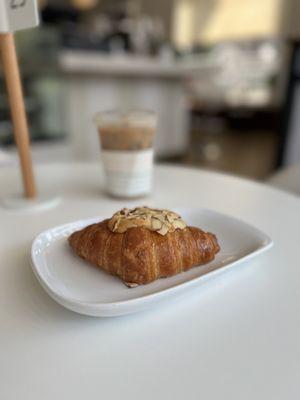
[1,162,299,399]
[269,164,300,196]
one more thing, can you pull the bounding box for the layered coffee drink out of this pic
[94,110,157,198]
[98,123,154,151]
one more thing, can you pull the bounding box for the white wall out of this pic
[171,0,300,48]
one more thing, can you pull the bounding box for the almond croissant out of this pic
[68,208,220,286]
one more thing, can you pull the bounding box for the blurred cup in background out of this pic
[94,110,157,198]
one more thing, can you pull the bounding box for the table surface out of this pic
[269,164,300,196]
[1,162,299,400]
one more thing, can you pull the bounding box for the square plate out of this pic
[31,208,273,317]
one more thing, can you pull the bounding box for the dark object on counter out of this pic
[41,6,80,25]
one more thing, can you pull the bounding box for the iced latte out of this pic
[94,110,156,198]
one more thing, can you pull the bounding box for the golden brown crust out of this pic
[68,220,220,286]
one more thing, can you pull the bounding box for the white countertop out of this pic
[59,51,214,78]
[0,162,299,399]
[59,51,184,78]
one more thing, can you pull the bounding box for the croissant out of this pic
[68,207,220,287]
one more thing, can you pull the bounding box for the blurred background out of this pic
[1,0,300,180]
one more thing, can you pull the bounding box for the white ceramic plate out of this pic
[31,209,273,317]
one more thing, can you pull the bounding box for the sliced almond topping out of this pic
[108,207,187,235]
[157,224,169,235]
[173,219,187,230]
[125,282,139,288]
[151,218,162,231]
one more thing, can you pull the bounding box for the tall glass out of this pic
[94,110,157,198]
